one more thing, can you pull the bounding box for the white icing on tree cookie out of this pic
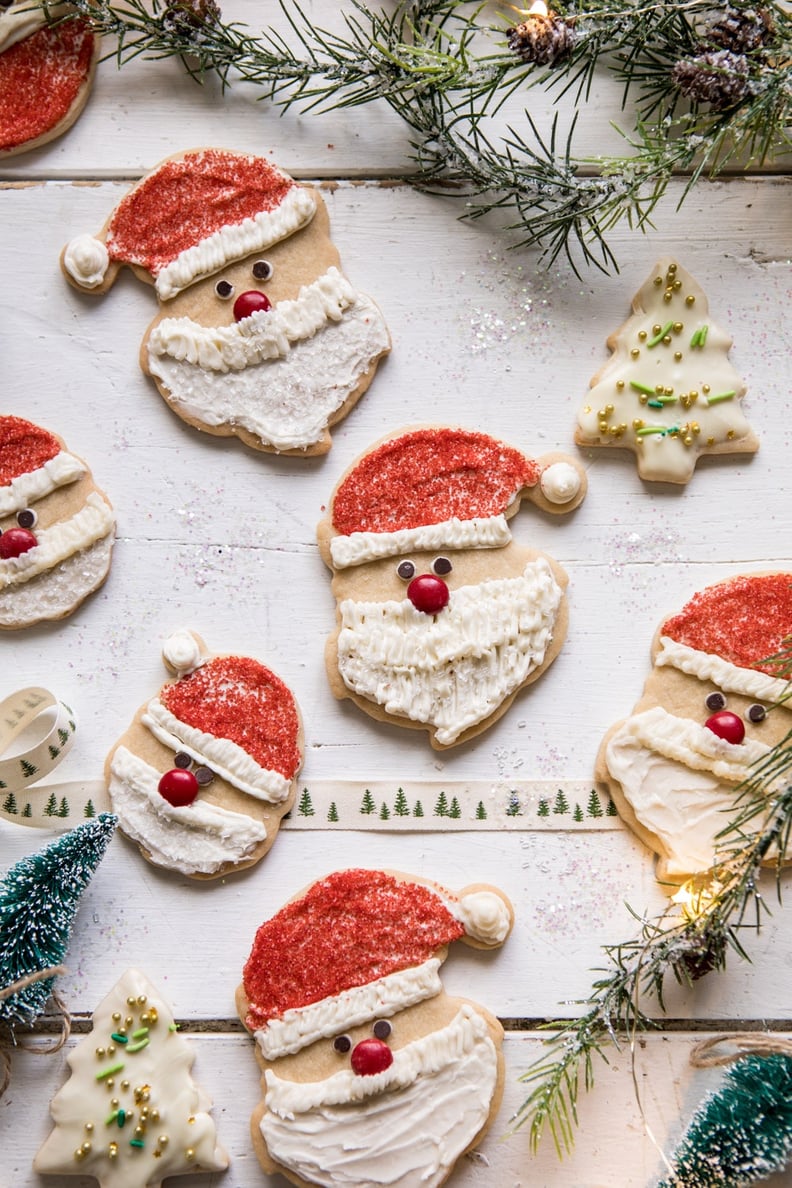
[576,257,758,483]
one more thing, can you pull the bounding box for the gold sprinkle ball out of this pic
[686,294,695,305]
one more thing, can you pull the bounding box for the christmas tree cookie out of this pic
[35,968,229,1185]
[318,425,586,748]
[0,2,98,156]
[237,868,513,1188]
[106,629,303,878]
[0,814,116,1030]
[576,258,758,483]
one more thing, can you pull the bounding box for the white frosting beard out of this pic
[108,746,267,875]
[605,706,772,876]
[261,1005,498,1188]
[146,270,389,451]
[336,558,563,745]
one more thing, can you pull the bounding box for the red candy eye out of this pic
[233,290,272,322]
[350,1037,393,1076]
[0,527,37,559]
[704,710,745,745]
[158,768,200,807]
[407,573,450,615]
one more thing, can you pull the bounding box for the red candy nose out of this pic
[233,290,272,322]
[704,710,745,745]
[407,573,450,615]
[158,768,200,807]
[0,527,38,559]
[350,1037,393,1077]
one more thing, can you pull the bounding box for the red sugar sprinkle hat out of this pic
[656,573,792,703]
[0,415,85,517]
[142,630,302,805]
[62,148,317,300]
[242,868,512,1058]
[328,426,585,568]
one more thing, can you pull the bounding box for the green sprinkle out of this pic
[169,1023,178,1032]
[706,390,735,405]
[105,1110,119,1126]
[647,320,673,347]
[129,1139,145,1149]
[690,324,709,348]
[647,399,664,408]
[630,380,656,396]
[110,1033,128,1044]
[117,1109,127,1128]
[131,1027,149,1040]
[126,1037,150,1054]
[635,426,666,436]
[96,1061,124,1081]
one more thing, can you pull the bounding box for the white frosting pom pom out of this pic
[540,460,582,505]
[456,890,512,945]
[162,629,206,676]
[63,235,110,289]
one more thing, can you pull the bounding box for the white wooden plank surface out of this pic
[1,1,792,1184]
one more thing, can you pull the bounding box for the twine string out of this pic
[691,1032,792,1068]
[0,969,71,1101]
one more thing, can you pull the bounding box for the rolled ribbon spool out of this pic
[0,688,108,828]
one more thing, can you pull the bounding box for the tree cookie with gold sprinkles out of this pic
[576,258,758,484]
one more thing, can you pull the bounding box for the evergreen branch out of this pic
[513,779,792,1154]
[46,0,791,269]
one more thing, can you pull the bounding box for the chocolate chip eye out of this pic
[397,560,416,581]
[432,556,452,576]
[372,1020,392,1040]
[195,765,215,785]
[174,752,192,769]
[252,260,273,281]
[333,1035,352,1054]
[16,508,36,529]
[215,279,234,299]
[747,704,767,723]
[705,692,726,712]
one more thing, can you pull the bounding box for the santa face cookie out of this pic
[0,3,98,157]
[237,868,513,1188]
[0,415,115,629]
[597,573,792,881]
[61,148,390,456]
[318,426,587,748]
[35,968,229,1185]
[106,629,303,878]
[576,258,758,483]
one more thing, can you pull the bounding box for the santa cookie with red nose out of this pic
[61,148,390,455]
[0,415,115,629]
[597,572,792,881]
[318,426,587,748]
[237,867,513,1188]
[106,628,303,878]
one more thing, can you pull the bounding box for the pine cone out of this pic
[706,6,774,55]
[506,12,576,67]
[671,49,750,110]
[672,929,728,982]
[161,0,222,38]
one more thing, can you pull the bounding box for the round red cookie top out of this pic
[661,573,792,677]
[243,869,465,1028]
[0,416,62,487]
[0,21,95,153]
[331,427,541,537]
[105,149,297,275]
[159,655,301,779]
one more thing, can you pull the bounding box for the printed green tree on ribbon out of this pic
[587,789,604,818]
[360,789,376,815]
[394,788,409,817]
[44,792,58,818]
[553,789,570,815]
[475,801,487,820]
[413,800,424,818]
[327,801,339,823]
[434,790,449,817]
[2,792,18,815]
[448,797,461,819]
[298,788,315,817]
[0,815,116,1029]
[537,798,550,818]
